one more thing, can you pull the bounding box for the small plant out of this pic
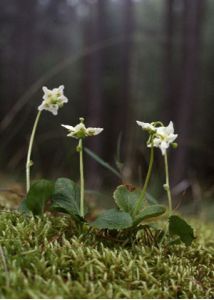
[136,120,177,215]
[60,117,103,217]
[20,116,103,225]
[91,120,195,246]
[25,85,68,192]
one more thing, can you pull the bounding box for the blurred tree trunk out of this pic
[120,0,134,136]
[83,1,105,188]
[171,0,204,185]
[9,0,37,105]
[164,0,176,120]
[119,0,135,182]
[0,0,38,164]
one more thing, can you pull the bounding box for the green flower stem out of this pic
[134,145,154,216]
[79,138,84,217]
[158,152,173,246]
[164,152,172,214]
[26,110,42,193]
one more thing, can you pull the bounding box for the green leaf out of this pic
[19,179,54,215]
[114,132,124,172]
[52,178,81,218]
[169,215,195,246]
[113,185,142,216]
[133,205,166,226]
[90,208,133,230]
[84,147,121,179]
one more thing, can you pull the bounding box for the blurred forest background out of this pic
[0,0,213,213]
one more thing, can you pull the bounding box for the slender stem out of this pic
[134,145,154,215]
[158,152,173,247]
[79,138,84,217]
[25,110,42,193]
[164,152,172,214]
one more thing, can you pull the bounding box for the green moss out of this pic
[0,212,213,298]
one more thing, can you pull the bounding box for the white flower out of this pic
[38,85,68,115]
[61,118,103,139]
[136,121,156,133]
[148,121,178,155]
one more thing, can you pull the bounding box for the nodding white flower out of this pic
[38,85,68,115]
[61,118,103,139]
[148,121,178,155]
[136,121,156,133]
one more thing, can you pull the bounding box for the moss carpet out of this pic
[0,212,213,298]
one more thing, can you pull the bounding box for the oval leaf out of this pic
[113,185,142,216]
[169,215,195,246]
[52,178,81,217]
[90,208,133,230]
[133,205,166,226]
[19,179,54,215]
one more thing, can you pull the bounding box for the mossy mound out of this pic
[0,212,213,298]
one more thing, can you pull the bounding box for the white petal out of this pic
[166,121,174,135]
[136,120,144,127]
[58,85,64,92]
[147,137,160,148]
[160,141,169,155]
[61,96,68,103]
[52,109,58,115]
[153,137,161,147]
[48,106,58,115]
[136,121,156,132]
[61,124,75,131]
[87,127,103,136]
[168,133,178,143]
[67,131,76,137]
[42,86,49,94]
[38,103,44,111]
[156,126,167,137]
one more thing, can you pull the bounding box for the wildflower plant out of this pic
[90,120,194,246]
[90,121,167,239]
[25,85,68,192]
[61,117,103,217]
[137,120,177,214]
[136,120,194,245]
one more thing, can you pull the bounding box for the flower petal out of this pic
[160,141,169,155]
[136,121,156,132]
[166,121,174,135]
[61,124,75,131]
[86,127,103,136]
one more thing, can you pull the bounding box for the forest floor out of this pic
[0,212,213,298]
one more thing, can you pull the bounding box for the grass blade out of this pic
[84,147,122,179]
